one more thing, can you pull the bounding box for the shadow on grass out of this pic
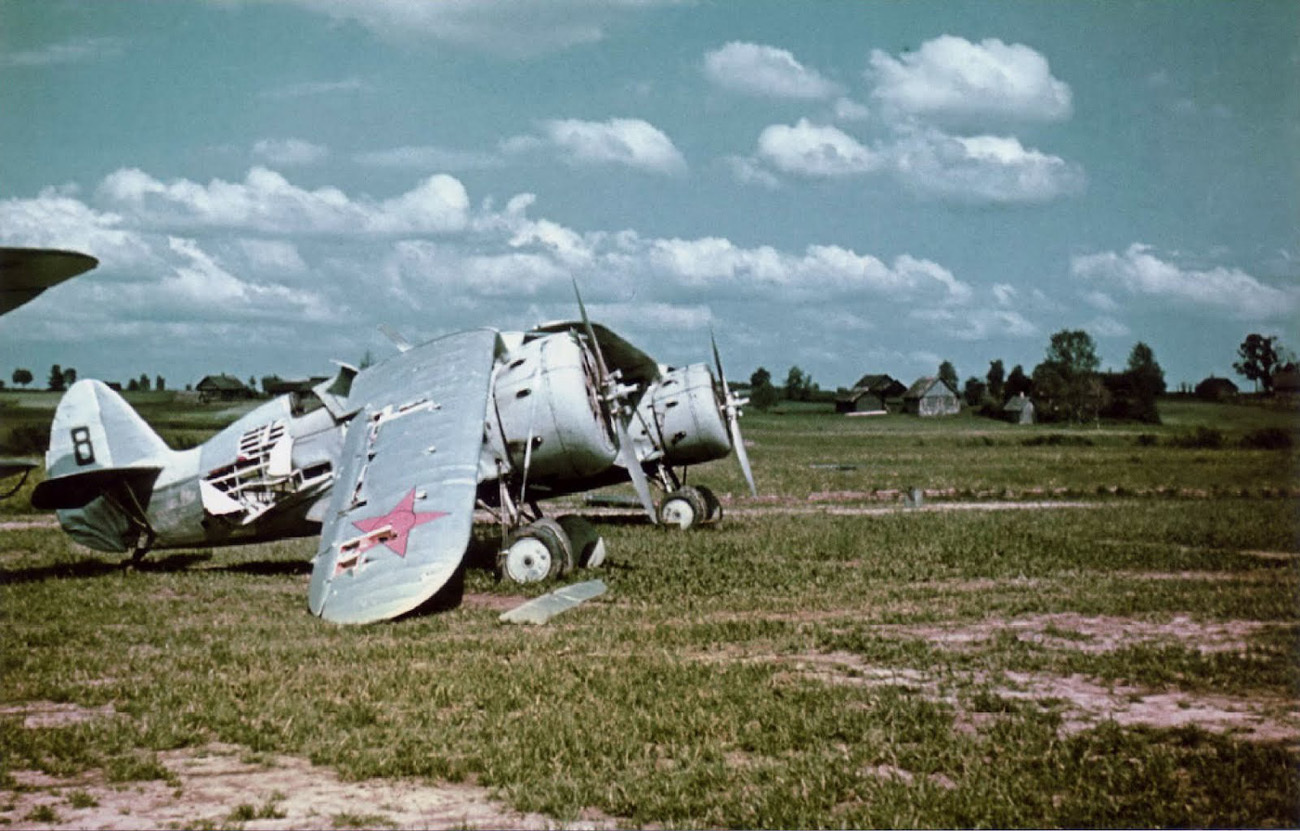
[0,551,213,585]
[207,559,312,577]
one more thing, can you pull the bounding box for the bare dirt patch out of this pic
[886,613,1281,655]
[461,592,530,612]
[0,516,59,531]
[764,651,1300,746]
[2,742,617,831]
[0,701,118,729]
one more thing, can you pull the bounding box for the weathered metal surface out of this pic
[309,329,501,624]
[0,247,98,315]
[499,579,607,625]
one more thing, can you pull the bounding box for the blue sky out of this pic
[1,0,1297,392]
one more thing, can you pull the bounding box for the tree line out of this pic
[5,365,166,393]
[741,330,1295,424]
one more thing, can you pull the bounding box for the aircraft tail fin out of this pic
[32,380,170,510]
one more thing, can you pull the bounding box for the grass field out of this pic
[1,396,1297,828]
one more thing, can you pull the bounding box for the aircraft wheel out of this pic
[695,485,723,525]
[659,486,708,530]
[498,518,573,583]
[558,514,607,569]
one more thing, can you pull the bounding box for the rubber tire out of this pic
[498,518,573,583]
[659,486,708,530]
[557,514,606,569]
[695,485,723,525]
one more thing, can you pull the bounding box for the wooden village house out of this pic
[1002,392,1035,424]
[902,376,961,417]
[195,374,253,403]
[835,374,906,414]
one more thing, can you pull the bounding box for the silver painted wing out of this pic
[309,329,502,624]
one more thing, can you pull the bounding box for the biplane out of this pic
[32,293,756,624]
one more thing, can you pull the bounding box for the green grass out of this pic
[0,395,1296,827]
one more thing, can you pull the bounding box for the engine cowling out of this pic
[634,363,730,466]
[491,332,617,481]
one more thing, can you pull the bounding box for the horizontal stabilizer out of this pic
[32,465,162,510]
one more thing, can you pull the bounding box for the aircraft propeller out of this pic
[573,281,660,524]
[711,329,758,497]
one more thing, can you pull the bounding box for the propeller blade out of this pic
[573,279,611,383]
[616,418,659,523]
[574,279,658,524]
[710,328,758,497]
[711,328,730,399]
[730,416,758,497]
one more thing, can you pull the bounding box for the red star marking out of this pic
[350,488,448,558]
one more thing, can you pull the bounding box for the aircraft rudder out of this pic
[45,379,170,478]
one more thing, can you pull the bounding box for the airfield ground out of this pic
[1,395,1296,828]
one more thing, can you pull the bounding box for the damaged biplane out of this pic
[32,296,756,624]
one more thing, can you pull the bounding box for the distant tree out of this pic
[62,367,76,388]
[938,360,958,393]
[1233,333,1282,392]
[1033,329,1102,423]
[986,359,1006,403]
[127,378,140,392]
[1045,329,1100,376]
[47,364,65,392]
[156,375,166,391]
[248,375,257,393]
[749,366,779,410]
[11,368,32,389]
[1126,341,1165,399]
[963,377,987,408]
[1005,364,1032,399]
[784,365,814,402]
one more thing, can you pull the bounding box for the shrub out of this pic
[1169,427,1225,449]
[1239,428,1294,450]
[1021,434,1094,447]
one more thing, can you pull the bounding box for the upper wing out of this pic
[308,329,502,624]
[0,247,98,315]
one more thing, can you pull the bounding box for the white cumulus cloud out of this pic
[272,0,675,57]
[869,35,1073,127]
[96,167,470,234]
[703,42,841,99]
[512,118,686,174]
[252,138,330,166]
[891,129,1084,204]
[1071,244,1299,320]
[754,119,881,178]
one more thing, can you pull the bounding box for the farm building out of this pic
[903,376,960,417]
[262,375,329,396]
[1273,366,1300,398]
[836,374,906,414]
[1002,392,1036,424]
[1194,376,1238,401]
[196,374,253,403]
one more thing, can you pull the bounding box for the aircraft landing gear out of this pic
[496,514,609,584]
[498,518,572,584]
[658,484,722,530]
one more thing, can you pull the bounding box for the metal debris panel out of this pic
[499,579,608,625]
